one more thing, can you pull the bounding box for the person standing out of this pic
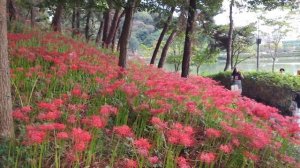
[231,67,244,94]
[289,93,300,125]
[279,68,285,74]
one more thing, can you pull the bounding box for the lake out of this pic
[163,57,300,75]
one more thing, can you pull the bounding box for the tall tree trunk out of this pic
[118,0,137,68]
[7,0,18,21]
[112,11,125,51]
[96,20,103,44]
[150,6,175,65]
[51,3,64,32]
[72,8,76,30]
[181,0,196,78]
[30,7,37,28]
[75,7,80,32]
[224,0,234,71]
[158,29,177,68]
[196,66,200,75]
[102,9,111,47]
[85,10,92,41]
[231,43,234,68]
[0,0,14,140]
[272,58,275,72]
[104,9,121,48]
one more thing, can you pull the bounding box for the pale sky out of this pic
[214,0,300,41]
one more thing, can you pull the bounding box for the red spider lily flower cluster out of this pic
[7,31,300,167]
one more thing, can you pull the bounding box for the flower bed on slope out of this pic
[1,32,300,168]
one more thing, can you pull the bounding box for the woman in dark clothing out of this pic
[231,67,244,94]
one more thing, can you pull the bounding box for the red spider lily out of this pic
[199,152,216,164]
[166,123,195,147]
[71,86,82,97]
[57,132,69,140]
[231,138,240,147]
[71,128,92,152]
[205,128,222,139]
[113,125,134,138]
[177,156,191,168]
[122,82,139,98]
[39,123,66,131]
[21,106,32,113]
[12,109,29,122]
[150,117,167,131]
[125,159,138,168]
[37,110,62,121]
[38,102,58,111]
[67,114,77,124]
[185,101,202,115]
[133,138,151,157]
[84,115,106,129]
[25,126,47,145]
[99,105,118,117]
[219,144,233,154]
[148,156,159,164]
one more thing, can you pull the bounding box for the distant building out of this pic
[282,40,300,51]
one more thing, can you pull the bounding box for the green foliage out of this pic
[209,71,300,114]
[210,71,300,91]
[129,35,139,52]
[192,47,219,68]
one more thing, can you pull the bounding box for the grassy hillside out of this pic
[1,31,300,168]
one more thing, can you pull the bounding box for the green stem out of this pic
[110,138,120,167]
[12,80,24,107]
[28,77,39,105]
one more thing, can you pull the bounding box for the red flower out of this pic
[125,159,137,168]
[90,115,105,128]
[57,132,69,140]
[219,144,233,154]
[113,125,134,138]
[99,105,118,117]
[206,128,222,138]
[148,156,159,164]
[199,152,216,164]
[133,138,151,157]
[177,156,190,168]
[26,126,47,145]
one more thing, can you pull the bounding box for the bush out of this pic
[209,71,300,115]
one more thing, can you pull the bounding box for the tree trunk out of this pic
[102,9,111,47]
[72,8,76,30]
[75,7,80,32]
[7,0,18,21]
[85,10,92,41]
[224,0,234,71]
[150,6,175,65]
[30,7,37,28]
[231,42,234,69]
[118,0,137,68]
[104,9,121,48]
[51,3,64,32]
[96,20,103,44]
[0,0,14,140]
[112,11,125,51]
[196,66,200,75]
[272,58,275,72]
[181,0,196,78]
[158,29,177,68]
